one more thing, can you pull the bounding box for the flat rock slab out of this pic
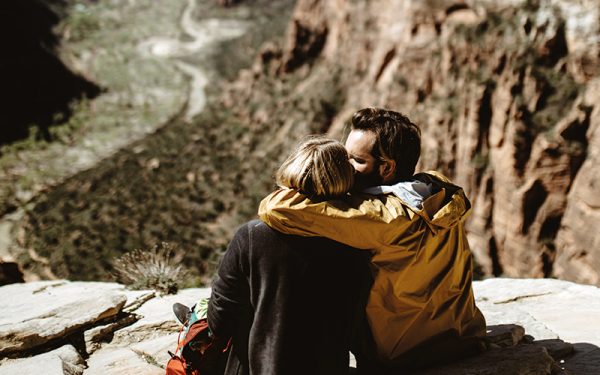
[125,287,210,330]
[474,278,600,346]
[112,287,209,344]
[0,281,145,355]
[83,346,165,375]
[85,333,178,375]
[0,345,84,375]
[474,278,600,375]
[478,302,559,341]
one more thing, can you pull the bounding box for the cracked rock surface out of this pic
[0,281,130,355]
[1,278,599,374]
[0,280,208,374]
[475,278,600,347]
[473,278,600,375]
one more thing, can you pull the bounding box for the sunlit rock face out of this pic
[222,0,600,284]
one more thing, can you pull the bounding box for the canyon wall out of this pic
[214,0,600,284]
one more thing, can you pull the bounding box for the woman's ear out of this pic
[379,159,396,183]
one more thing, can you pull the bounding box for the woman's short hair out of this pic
[276,136,354,199]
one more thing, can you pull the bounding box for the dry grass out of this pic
[112,242,186,294]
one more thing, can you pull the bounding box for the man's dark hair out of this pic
[351,107,421,181]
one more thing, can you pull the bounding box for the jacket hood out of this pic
[363,171,471,230]
[411,171,472,229]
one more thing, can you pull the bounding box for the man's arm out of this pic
[258,188,413,251]
[208,225,249,337]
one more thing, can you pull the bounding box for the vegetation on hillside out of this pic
[17,0,304,283]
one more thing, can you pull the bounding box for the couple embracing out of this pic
[207,108,486,374]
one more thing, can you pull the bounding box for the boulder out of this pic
[485,324,525,347]
[0,345,84,375]
[0,281,147,356]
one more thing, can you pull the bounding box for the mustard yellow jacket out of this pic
[258,171,486,361]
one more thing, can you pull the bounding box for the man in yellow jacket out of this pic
[259,108,486,372]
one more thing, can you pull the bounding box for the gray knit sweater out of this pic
[208,220,371,375]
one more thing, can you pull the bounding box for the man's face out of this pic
[345,129,383,190]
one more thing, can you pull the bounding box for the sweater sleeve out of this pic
[258,188,414,251]
[208,224,249,337]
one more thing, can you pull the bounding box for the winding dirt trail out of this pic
[137,0,248,121]
[0,0,250,278]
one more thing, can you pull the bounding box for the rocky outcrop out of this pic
[0,345,85,375]
[1,278,599,374]
[0,280,209,374]
[1,281,130,356]
[203,0,600,284]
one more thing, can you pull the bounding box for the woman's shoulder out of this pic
[237,219,285,241]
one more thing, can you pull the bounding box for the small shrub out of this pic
[112,242,187,294]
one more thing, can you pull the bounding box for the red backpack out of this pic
[166,318,230,375]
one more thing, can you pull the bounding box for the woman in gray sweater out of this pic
[208,136,371,375]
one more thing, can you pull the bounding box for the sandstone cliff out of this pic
[210,0,600,284]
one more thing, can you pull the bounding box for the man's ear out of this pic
[379,159,396,183]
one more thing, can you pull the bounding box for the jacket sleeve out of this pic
[208,225,249,337]
[258,188,413,251]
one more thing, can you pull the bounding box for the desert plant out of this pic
[112,242,187,294]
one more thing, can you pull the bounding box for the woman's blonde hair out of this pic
[276,136,354,198]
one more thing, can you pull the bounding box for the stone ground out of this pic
[0,278,599,374]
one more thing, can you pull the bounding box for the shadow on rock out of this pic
[0,261,24,286]
[561,343,600,375]
[405,324,600,375]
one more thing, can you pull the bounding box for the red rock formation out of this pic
[221,0,600,284]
